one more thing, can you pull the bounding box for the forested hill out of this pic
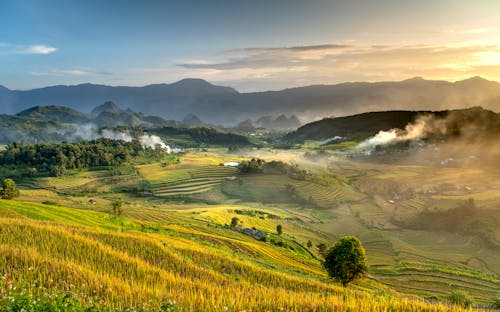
[285,107,500,143]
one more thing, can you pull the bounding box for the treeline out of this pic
[238,158,307,180]
[153,126,254,146]
[0,139,163,176]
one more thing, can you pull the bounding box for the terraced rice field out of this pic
[151,166,238,197]
[223,174,346,208]
[295,182,345,207]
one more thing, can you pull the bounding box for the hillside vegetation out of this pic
[0,145,498,311]
[0,199,472,311]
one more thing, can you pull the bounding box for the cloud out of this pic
[24,45,57,54]
[0,43,57,55]
[30,69,112,77]
[174,42,500,90]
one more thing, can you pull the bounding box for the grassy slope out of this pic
[0,199,470,311]
[4,148,498,310]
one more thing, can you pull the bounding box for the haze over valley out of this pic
[0,1,499,311]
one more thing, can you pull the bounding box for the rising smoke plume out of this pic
[358,107,500,150]
[358,115,438,149]
[101,129,172,153]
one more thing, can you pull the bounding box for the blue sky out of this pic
[1,0,500,91]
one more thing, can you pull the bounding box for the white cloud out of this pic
[0,43,57,55]
[24,45,57,54]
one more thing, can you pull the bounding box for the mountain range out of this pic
[1,77,500,125]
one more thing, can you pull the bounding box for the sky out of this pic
[1,0,500,91]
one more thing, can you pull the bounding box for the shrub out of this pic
[447,290,474,307]
[0,178,20,199]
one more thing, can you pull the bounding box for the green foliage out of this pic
[0,178,20,199]
[323,236,368,286]
[316,243,327,255]
[111,200,123,218]
[42,200,60,206]
[277,224,283,236]
[0,139,165,176]
[153,126,254,147]
[446,290,474,307]
[238,158,266,173]
[307,240,313,248]
[230,216,240,227]
[238,159,307,181]
[492,297,500,309]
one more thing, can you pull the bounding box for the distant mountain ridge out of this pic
[1,76,500,125]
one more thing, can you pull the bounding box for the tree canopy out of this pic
[0,139,165,176]
[323,236,368,286]
[0,179,20,199]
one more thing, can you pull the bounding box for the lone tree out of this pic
[230,217,240,228]
[307,240,313,248]
[276,224,283,236]
[0,179,20,200]
[111,200,123,218]
[323,236,368,286]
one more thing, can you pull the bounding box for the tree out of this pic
[316,243,327,255]
[0,179,20,200]
[111,200,123,218]
[230,217,240,228]
[276,224,283,236]
[307,240,313,248]
[323,236,368,286]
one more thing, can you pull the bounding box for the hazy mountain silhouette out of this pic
[1,77,500,125]
[254,114,301,130]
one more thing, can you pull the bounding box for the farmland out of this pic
[0,147,499,310]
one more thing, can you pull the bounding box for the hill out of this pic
[17,105,91,124]
[1,77,500,125]
[0,103,255,146]
[285,107,500,143]
[0,198,472,311]
[91,100,122,116]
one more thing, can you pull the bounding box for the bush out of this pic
[447,290,474,307]
[492,297,500,309]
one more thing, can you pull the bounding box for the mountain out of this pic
[1,77,500,125]
[273,114,301,129]
[91,101,122,116]
[17,105,91,124]
[285,107,500,143]
[236,119,255,131]
[182,114,204,127]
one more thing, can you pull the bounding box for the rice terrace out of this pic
[1,1,500,311]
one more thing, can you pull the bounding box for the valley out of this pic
[1,142,498,310]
